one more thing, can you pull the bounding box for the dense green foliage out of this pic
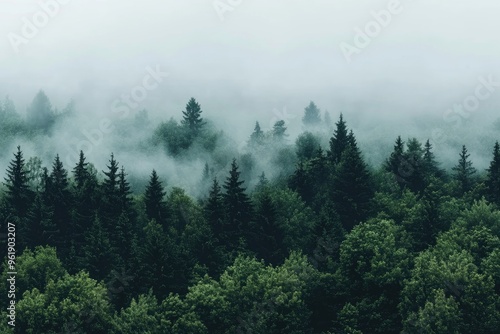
[1,97,500,333]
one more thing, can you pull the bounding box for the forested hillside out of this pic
[1,95,500,333]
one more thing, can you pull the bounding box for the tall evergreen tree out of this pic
[26,90,54,131]
[73,151,89,190]
[205,178,224,237]
[144,169,167,225]
[118,166,133,214]
[385,136,405,176]
[71,151,98,248]
[3,146,32,220]
[223,159,253,247]
[181,97,205,138]
[249,121,264,147]
[486,141,500,205]
[272,120,288,142]
[404,138,426,193]
[302,101,321,127]
[328,113,349,165]
[423,139,442,179]
[47,155,72,256]
[331,132,373,230]
[452,145,476,195]
[101,153,121,227]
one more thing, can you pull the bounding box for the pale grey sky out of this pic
[1,0,500,147]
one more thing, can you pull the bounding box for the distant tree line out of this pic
[0,97,500,333]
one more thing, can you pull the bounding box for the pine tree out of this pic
[3,146,32,219]
[223,159,253,246]
[423,139,442,179]
[452,145,476,195]
[272,120,288,142]
[181,97,205,138]
[405,138,426,193]
[486,141,500,205]
[101,153,121,227]
[249,121,264,147]
[144,169,167,225]
[331,132,373,230]
[71,151,98,248]
[118,166,133,214]
[205,178,224,238]
[26,90,54,131]
[302,101,321,127]
[73,151,89,190]
[328,113,349,165]
[46,155,72,258]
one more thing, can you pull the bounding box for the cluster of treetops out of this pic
[0,95,500,333]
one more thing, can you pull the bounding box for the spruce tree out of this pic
[144,169,167,225]
[118,166,133,214]
[404,138,426,193]
[302,101,321,127]
[71,151,98,247]
[249,121,264,147]
[272,120,288,142]
[47,154,72,256]
[73,151,89,190]
[101,153,121,227]
[386,136,405,174]
[423,139,442,179]
[4,146,31,219]
[223,159,253,246]
[486,141,500,205]
[331,132,373,230]
[452,145,476,195]
[181,97,205,138]
[328,113,349,165]
[205,178,224,238]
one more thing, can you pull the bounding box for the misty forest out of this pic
[0,90,500,334]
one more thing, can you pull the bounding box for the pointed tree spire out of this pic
[331,131,373,230]
[4,146,31,219]
[272,120,288,142]
[47,154,72,256]
[73,151,89,190]
[205,177,224,238]
[223,159,253,245]
[302,101,321,127]
[328,113,349,164]
[118,166,133,213]
[249,121,264,147]
[423,139,441,179]
[486,141,500,205]
[144,169,167,225]
[452,145,476,195]
[181,97,205,138]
